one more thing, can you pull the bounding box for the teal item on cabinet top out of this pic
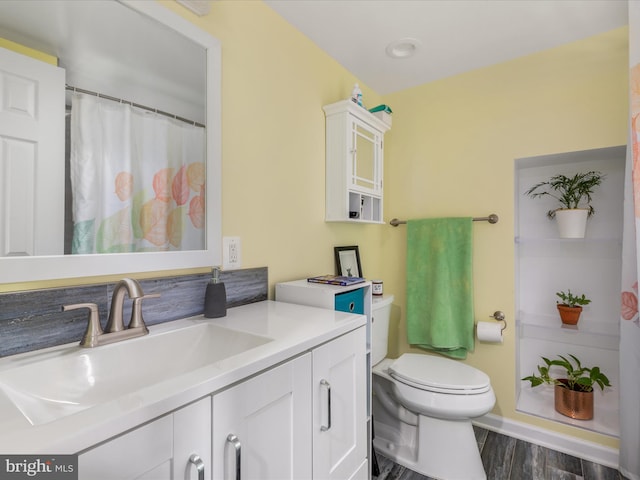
[335,289,365,315]
[369,104,392,114]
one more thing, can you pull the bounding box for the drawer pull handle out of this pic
[227,434,242,480]
[188,454,205,480]
[320,379,332,431]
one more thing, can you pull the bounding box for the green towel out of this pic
[406,217,474,359]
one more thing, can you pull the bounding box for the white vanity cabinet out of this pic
[78,396,211,480]
[212,353,313,480]
[323,100,390,224]
[211,326,367,480]
[11,302,368,480]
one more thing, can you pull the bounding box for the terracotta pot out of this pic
[557,304,582,325]
[554,380,593,420]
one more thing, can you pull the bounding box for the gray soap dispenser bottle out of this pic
[204,267,226,318]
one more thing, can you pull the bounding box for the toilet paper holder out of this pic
[490,311,507,331]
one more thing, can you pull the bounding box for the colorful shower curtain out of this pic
[70,93,206,254]
[620,2,640,479]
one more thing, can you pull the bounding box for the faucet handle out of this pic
[63,303,103,348]
[129,293,160,330]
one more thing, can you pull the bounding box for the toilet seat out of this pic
[388,353,491,395]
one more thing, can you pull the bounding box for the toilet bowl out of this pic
[371,295,495,480]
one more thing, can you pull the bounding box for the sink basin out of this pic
[0,322,272,426]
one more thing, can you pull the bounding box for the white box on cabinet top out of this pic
[323,100,390,224]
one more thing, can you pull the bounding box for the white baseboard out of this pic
[473,413,619,469]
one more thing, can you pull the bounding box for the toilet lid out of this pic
[388,353,491,394]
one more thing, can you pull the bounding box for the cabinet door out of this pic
[312,327,367,480]
[212,354,312,480]
[174,397,212,480]
[79,415,173,480]
[78,397,211,480]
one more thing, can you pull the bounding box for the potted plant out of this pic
[556,290,590,325]
[522,354,611,420]
[524,171,605,238]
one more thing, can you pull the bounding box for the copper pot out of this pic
[554,380,593,420]
[557,304,582,325]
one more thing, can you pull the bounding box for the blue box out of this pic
[334,288,364,314]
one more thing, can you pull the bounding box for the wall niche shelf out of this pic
[515,145,625,438]
[517,386,619,437]
[518,312,620,350]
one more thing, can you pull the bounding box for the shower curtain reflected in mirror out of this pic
[620,3,640,479]
[69,93,206,254]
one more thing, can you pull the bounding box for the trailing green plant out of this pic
[556,290,591,308]
[522,354,611,392]
[524,171,605,218]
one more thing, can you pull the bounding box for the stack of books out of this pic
[307,275,366,286]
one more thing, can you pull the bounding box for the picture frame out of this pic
[334,245,363,278]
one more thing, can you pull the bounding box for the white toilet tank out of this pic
[371,294,394,365]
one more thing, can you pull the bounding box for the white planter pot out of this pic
[555,209,589,238]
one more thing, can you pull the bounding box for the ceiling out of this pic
[264,0,629,94]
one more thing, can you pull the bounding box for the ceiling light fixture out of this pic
[385,38,421,59]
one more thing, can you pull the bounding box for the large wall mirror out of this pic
[0,0,221,283]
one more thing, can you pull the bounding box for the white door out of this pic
[313,327,367,480]
[212,354,312,480]
[0,47,65,256]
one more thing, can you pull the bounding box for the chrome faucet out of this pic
[62,278,159,348]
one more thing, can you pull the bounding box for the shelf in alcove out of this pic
[517,385,619,438]
[515,236,622,245]
[518,313,619,350]
[515,237,622,261]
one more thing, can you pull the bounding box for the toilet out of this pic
[371,295,495,480]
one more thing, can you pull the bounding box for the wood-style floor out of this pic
[372,427,627,480]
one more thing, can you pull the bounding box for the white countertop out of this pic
[0,300,365,453]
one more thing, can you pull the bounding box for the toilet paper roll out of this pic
[476,321,503,343]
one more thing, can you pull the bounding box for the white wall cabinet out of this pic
[78,397,211,480]
[515,146,625,437]
[323,100,390,223]
[212,353,313,480]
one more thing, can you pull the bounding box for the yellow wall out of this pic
[159,0,389,290]
[382,27,628,448]
[1,0,628,450]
